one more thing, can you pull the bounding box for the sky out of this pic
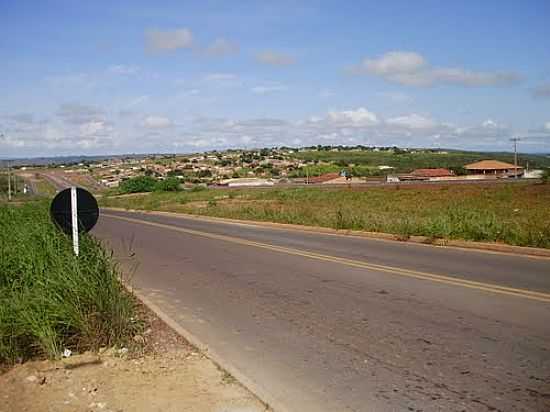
[1,0,550,157]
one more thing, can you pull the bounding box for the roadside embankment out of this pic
[100,182,550,250]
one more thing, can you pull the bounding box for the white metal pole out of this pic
[71,186,79,256]
[7,161,11,201]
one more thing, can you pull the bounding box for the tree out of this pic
[119,176,157,193]
[154,177,181,192]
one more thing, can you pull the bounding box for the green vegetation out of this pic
[119,176,158,193]
[0,174,27,200]
[101,182,550,248]
[0,202,137,364]
[119,176,182,194]
[153,177,181,192]
[34,177,57,197]
[292,149,550,173]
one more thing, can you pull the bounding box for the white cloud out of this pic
[328,108,379,126]
[127,95,149,107]
[202,73,241,89]
[319,89,334,98]
[107,65,139,75]
[204,73,238,82]
[481,119,498,128]
[4,103,548,157]
[205,38,239,56]
[56,103,104,125]
[142,115,173,129]
[145,28,193,51]
[362,51,426,75]
[79,121,105,137]
[250,84,288,94]
[180,89,200,97]
[256,50,296,66]
[387,114,437,129]
[377,91,412,103]
[353,51,520,87]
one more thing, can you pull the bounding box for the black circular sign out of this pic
[50,187,99,234]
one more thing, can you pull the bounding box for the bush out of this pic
[154,177,181,192]
[0,202,137,363]
[119,176,157,193]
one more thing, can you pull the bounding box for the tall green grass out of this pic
[0,201,136,364]
[101,183,550,248]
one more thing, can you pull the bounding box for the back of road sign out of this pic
[50,187,99,234]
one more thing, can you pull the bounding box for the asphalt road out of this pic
[93,209,550,412]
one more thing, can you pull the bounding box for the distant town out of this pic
[2,145,550,198]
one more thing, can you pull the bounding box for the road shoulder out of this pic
[0,292,268,412]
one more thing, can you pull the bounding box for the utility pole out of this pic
[7,160,11,201]
[0,133,11,200]
[510,137,520,179]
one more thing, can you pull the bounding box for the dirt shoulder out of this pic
[0,300,267,412]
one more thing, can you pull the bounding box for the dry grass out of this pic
[100,182,550,248]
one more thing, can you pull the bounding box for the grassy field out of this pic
[0,201,137,364]
[33,177,57,196]
[101,182,550,248]
[292,150,550,172]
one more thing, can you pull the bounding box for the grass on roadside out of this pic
[0,201,137,365]
[100,182,550,249]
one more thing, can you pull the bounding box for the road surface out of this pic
[93,209,550,412]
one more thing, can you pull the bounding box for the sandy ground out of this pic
[0,303,267,412]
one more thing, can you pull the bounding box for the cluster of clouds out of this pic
[144,27,295,66]
[3,103,549,156]
[142,30,550,97]
[351,51,520,87]
[2,24,550,157]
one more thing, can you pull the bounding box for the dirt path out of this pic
[0,302,267,412]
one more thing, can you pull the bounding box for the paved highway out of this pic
[93,209,550,412]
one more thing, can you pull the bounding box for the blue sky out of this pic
[1,0,549,157]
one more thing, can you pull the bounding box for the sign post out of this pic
[50,187,99,256]
[71,187,79,256]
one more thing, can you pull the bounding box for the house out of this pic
[399,168,454,181]
[410,168,454,179]
[464,160,523,177]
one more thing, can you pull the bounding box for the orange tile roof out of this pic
[411,168,454,177]
[464,160,522,170]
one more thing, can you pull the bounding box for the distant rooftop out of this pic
[464,160,522,170]
[411,168,454,178]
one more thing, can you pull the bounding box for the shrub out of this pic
[119,176,157,193]
[154,177,181,192]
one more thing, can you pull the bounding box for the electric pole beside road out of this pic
[510,137,521,178]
